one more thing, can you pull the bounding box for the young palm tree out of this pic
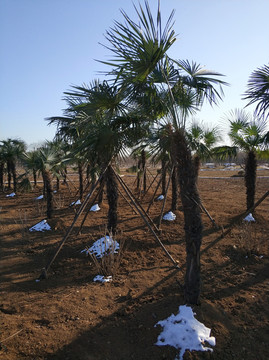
[100,0,227,304]
[243,64,269,120]
[23,149,41,187]
[35,146,58,219]
[0,138,26,192]
[226,109,268,210]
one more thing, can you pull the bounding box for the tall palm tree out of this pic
[226,109,268,210]
[0,138,26,192]
[50,80,145,234]
[243,64,269,120]
[100,0,227,304]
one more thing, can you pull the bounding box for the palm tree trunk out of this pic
[7,161,12,189]
[193,155,200,181]
[33,170,37,187]
[106,165,118,234]
[43,169,54,219]
[78,162,83,200]
[161,157,166,195]
[0,162,4,191]
[173,129,203,305]
[141,149,147,192]
[245,150,257,211]
[10,161,17,193]
[171,165,178,211]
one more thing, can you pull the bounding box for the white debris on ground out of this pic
[35,195,44,200]
[81,235,119,259]
[157,195,164,200]
[29,220,51,232]
[243,213,255,222]
[155,305,216,360]
[70,199,81,206]
[163,211,176,221]
[93,275,112,283]
[6,192,16,197]
[90,204,100,212]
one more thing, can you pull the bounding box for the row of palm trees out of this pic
[1,1,268,304]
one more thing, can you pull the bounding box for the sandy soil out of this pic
[0,168,269,360]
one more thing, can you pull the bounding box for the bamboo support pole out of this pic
[38,168,107,280]
[112,167,179,268]
[146,173,163,214]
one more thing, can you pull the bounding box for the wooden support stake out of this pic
[38,168,107,280]
[112,167,179,268]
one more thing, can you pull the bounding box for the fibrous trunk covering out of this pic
[245,150,256,211]
[78,163,83,200]
[171,166,178,211]
[43,170,54,219]
[106,165,118,234]
[141,149,147,193]
[173,129,203,305]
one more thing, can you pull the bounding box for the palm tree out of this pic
[0,138,26,192]
[187,121,222,176]
[35,145,58,219]
[226,109,268,210]
[100,0,227,304]
[50,80,144,234]
[23,149,41,187]
[243,64,269,120]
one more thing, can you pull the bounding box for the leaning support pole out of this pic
[201,189,269,254]
[112,167,179,268]
[38,169,106,280]
[146,172,163,214]
[142,171,159,198]
[76,177,105,235]
[158,165,174,230]
[115,169,160,234]
[189,195,218,228]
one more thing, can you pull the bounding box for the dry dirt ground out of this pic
[0,167,269,360]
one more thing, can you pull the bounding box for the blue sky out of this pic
[0,0,268,147]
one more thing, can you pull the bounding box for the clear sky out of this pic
[0,0,268,148]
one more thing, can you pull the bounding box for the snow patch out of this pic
[90,204,100,212]
[81,235,119,259]
[35,195,44,200]
[93,275,112,283]
[29,220,51,232]
[243,213,255,222]
[163,211,176,221]
[6,192,16,197]
[70,199,81,206]
[155,305,215,360]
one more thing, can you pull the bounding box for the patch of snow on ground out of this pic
[70,199,81,206]
[90,204,100,212]
[35,195,44,200]
[244,213,255,222]
[163,211,176,221]
[93,275,112,283]
[82,235,119,259]
[29,220,51,232]
[157,195,164,200]
[155,305,215,360]
[6,192,16,197]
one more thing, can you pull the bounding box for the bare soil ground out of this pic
[0,168,269,360]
